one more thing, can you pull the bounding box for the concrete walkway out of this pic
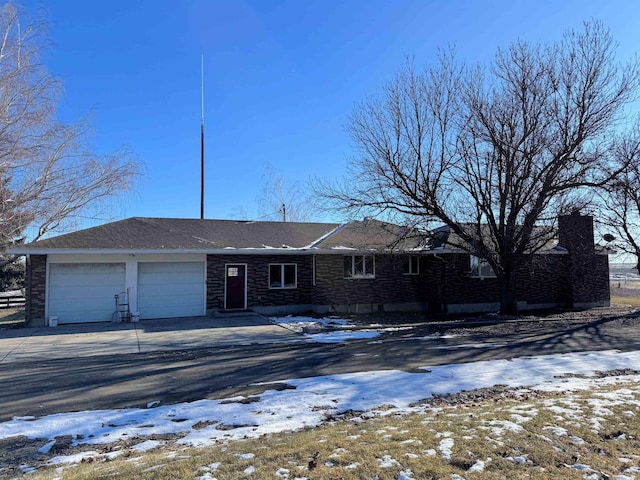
[0,314,302,364]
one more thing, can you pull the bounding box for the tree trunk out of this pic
[499,269,518,315]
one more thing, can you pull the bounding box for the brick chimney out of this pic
[558,211,609,308]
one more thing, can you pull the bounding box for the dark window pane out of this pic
[411,256,419,274]
[355,256,365,276]
[269,265,281,287]
[344,256,353,277]
[283,264,296,287]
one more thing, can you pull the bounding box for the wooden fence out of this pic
[0,295,25,309]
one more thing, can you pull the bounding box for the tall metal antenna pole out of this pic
[200,54,205,219]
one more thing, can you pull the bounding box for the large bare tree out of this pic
[598,127,640,272]
[257,162,314,222]
[0,4,139,267]
[321,21,639,314]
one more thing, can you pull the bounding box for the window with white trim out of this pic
[470,256,496,278]
[403,255,419,275]
[344,255,375,278]
[269,264,297,289]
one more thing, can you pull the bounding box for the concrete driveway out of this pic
[0,313,301,364]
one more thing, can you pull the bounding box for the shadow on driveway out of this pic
[0,314,300,364]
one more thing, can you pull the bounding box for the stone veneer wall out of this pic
[25,254,47,326]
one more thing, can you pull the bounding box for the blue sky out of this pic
[20,0,640,224]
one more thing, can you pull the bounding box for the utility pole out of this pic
[281,203,287,222]
[200,54,205,220]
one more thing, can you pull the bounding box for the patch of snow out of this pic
[397,469,416,480]
[38,439,56,454]
[486,420,523,436]
[543,425,568,436]
[197,473,217,480]
[378,454,401,468]
[48,451,100,465]
[439,437,454,460]
[132,440,163,452]
[510,413,533,423]
[304,331,380,343]
[467,458,490,472]
[243,465,255,475]
[237,453,255,460]
[568,463,595,472]
[505,455,528,464]
[203,461,221,471]
[3,350,640,450]
[147,401,160,408]
[271,315,354,329]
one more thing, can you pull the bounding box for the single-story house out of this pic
[9,212,610,326]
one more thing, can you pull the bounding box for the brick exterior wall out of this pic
[207,254,315,310]
[313,254,429,308]
[25,254,47,326]
[417,253,572,312]
[206,245,607,314]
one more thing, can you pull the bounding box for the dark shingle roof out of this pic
[17,218,341,251]
[315,218,425,250]
[13,216,564,255]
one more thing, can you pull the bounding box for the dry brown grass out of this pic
[610,279,640,307]
[23,377,640,480]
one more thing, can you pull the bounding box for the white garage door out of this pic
[137,262,205,319]
[48,263,126,324]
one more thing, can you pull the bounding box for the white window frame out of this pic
[470,255,496,279]
[403,255,420,275]
[344,254,375,279]
[269,263,297,289]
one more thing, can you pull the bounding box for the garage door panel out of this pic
[136,293,204,307]
[50,284,122,299]
[48,263,125,324]
[138,283,203,297]
[137,262,205,319]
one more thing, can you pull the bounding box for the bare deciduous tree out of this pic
[598,127,640,272]
[257,162,314,222]
[0,4,139,267]
[320,21,639,314]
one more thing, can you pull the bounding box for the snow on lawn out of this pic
[2,350,640,455]
[271,315,354,331]
[273,315,412,343]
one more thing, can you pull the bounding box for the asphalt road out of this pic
[2,312,640,422]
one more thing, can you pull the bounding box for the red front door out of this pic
[225,264,246,309]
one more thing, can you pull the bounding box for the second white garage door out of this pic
[137,262,206,319]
